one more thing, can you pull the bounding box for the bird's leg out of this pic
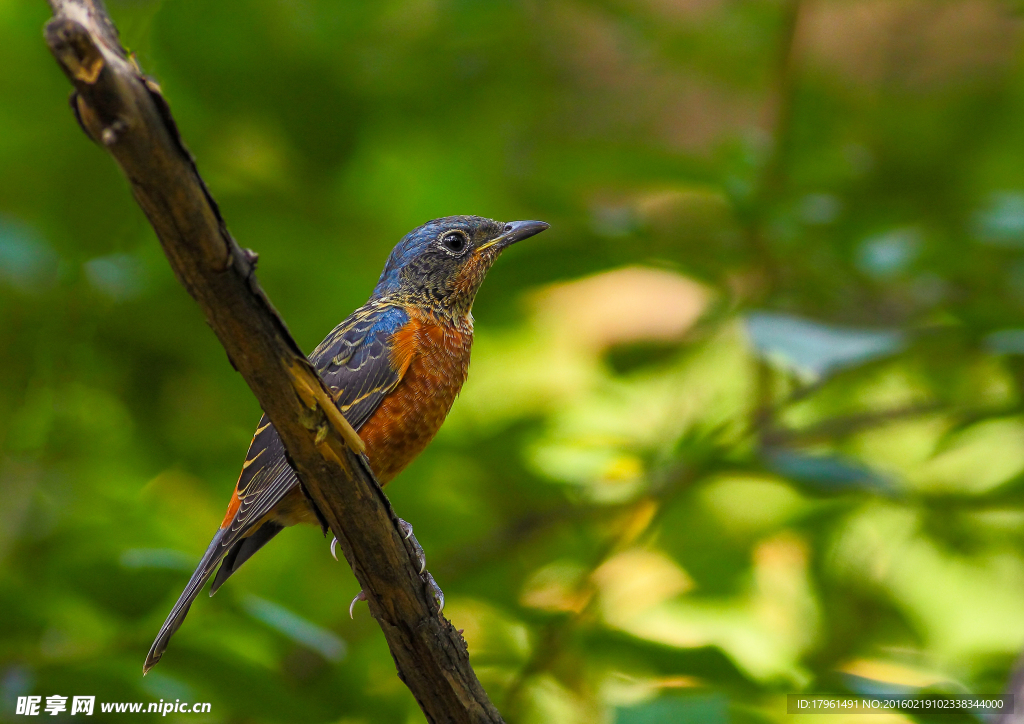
[343,518,444,617]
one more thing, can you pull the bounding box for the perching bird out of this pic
[144,216,548,673]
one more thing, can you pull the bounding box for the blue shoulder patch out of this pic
[340,304,409,375]
[366,305,409,342]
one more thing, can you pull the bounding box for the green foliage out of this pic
[3,0,1024,721]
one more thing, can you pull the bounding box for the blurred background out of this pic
[3,0,1024,721]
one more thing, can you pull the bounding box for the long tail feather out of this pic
[143,530,230,674]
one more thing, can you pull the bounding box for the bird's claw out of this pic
[424,571,444,612]
[399,520,442,611]
[330,536,339,561]
[397,518,426,574]
[345,519,443,619]
[348,590,367,619]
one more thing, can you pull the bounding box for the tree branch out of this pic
[43,2,503,722]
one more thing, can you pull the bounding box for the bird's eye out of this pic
[440,231,468,255]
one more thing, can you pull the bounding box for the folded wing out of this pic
[144,303,412,672]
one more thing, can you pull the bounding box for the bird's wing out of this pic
[145,303,413,672]
[312,303,415,430]
[227,303,413,536]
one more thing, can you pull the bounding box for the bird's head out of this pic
[371,215,549,315]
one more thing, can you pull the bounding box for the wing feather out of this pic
[223,304,411,541]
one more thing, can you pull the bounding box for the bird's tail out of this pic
[210,521,283,595]
[143,530,230,674]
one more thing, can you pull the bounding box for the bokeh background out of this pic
[4,0,1024,721]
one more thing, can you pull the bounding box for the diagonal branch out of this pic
[43,1,503,722]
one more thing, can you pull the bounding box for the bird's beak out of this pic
[478,220,550,252]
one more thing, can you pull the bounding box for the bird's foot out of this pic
[346,518,444,618]
[423,571,445,612]
[331,520,421,568]
[398,518,426,574]
[398,519,443,611]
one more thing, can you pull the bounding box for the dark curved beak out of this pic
[480,220,550,252]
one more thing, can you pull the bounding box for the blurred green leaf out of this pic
[614,694,728,724]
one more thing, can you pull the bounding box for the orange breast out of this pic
[358,311,473,484]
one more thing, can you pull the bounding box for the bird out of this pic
[143,216,549,673]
